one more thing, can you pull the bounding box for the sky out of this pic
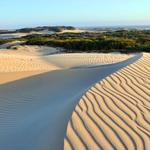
[0,0,150,29]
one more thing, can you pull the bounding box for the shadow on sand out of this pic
[0,53,142,150]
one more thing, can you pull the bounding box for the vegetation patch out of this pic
[1,30,150,53]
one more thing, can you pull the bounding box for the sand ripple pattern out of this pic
[64,53,150,150]
[0,53,59,72]
[0,52,130,72]
[47,53,130,68]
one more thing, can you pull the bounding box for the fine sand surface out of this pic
[64,53,150,150]
[0,50,130,84]
[0,51,142,150]
[11,45,63,55]
[45,53,131,68]
[0,50,60,84]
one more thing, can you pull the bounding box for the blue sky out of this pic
[0,0,150,29]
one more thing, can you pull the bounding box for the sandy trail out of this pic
[0,53,141,150]
[64,53,150,150]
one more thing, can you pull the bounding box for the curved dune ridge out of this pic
[0,51,130,84]
[46,53,130,68]
[0,52,130,72]
[64,53,150,150]
[0,51,137,150]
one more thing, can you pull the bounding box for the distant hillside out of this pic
[81,25,150,32]
[16,26,76,33]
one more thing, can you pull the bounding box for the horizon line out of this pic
[1,24,150,30]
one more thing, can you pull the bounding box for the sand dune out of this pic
[64,53,150,150]
[0,52,140,150]
[0,51,60,84]
[45,53,131,68]
[0,51,130,84]
[0,53,58,72]
[10,45,63,55]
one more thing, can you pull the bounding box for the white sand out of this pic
[59,29,85,34]
[0,50,144,150]
[64,53,150,150]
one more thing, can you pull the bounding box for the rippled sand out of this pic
[64,53,150,150]
[1,50,148,150]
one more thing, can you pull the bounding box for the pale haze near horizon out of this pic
[0,0,150,29]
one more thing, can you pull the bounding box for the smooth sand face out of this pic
[64,53,150,150]
[45,53,131,68]
[0,71,47,84]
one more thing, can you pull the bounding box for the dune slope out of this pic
[64,53,150,150]
[0,54,140,150]
[0,51,60,84]
[0,52,130,84]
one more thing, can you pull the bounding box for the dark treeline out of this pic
[1,30,150,53]
[25,36,136,53]
[0,26,76,34]
[24,30,150,53]
[16,26,76,33]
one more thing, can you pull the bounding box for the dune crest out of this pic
[46,53,131,68]
[0,52,135,150]
[0,51,130,84]
[64,53,150,150]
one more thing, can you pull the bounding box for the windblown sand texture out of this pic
[64,53,150,150]
[0,50,135,150]
[0,53,58,72]
[0,50,60,84]
[0,50,130,84]
[45,53,130,68]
